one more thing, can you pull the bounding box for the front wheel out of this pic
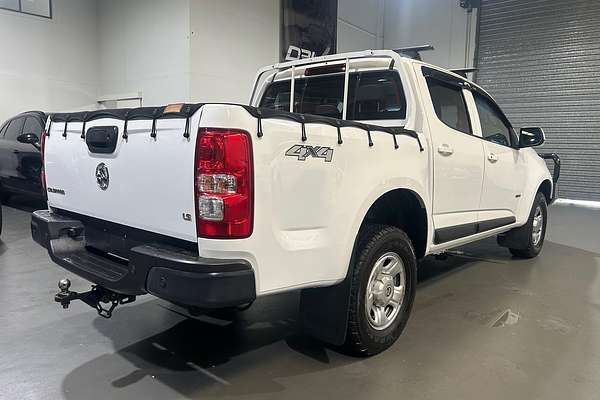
[508,192,548,258]
[344,225,417,356]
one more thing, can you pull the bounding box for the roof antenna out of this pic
[393,45,434,61]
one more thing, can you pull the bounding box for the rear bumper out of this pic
[31,210,256,308]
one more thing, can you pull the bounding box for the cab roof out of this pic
[253,49,492,104]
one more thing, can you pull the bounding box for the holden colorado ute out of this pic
[31,50,560,356]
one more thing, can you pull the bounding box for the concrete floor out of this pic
[1,196,599,400]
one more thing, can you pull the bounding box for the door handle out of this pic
[437,144,454,156]
[13,150,20,154]
[487,152,498,163]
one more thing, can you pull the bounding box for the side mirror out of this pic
[519,127,545,148]
[17,133,40,150]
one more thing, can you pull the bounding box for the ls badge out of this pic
[285,145,333,162]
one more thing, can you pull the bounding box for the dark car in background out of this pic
[0,111,47,204]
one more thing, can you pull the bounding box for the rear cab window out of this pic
[259,70,407,121]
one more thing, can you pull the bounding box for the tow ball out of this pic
[54,279,136,319]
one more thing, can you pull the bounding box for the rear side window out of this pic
[23,117,44,137]
[426,78,471,134]
[260,70,406,121]
[4,118,25,141]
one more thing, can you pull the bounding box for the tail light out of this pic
[40,130,47,192]
[194,128,253,238]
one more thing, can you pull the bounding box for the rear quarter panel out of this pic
[198,104,430,295]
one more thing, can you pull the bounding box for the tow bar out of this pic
[54,279,136,318]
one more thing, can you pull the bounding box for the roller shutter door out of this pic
[475,0,600,201]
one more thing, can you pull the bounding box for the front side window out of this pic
[3,117,25,141]
[426,78,472,134]
[473,92,513,147]
[23,117,44,137]
[260,70,407,121]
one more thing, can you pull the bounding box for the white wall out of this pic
[0,0,98,123]
[0,0,477,123]
[337,0,384,52]
[189,0,279,104]
[97,0,191,107]
[383,0,477,69]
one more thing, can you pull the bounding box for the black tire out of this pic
[344,224,417,356]
[509,192,548,258]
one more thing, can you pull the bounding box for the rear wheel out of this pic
[344,225,417,356]
[509,192,548,258]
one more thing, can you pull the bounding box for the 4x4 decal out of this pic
[285,145,334,162]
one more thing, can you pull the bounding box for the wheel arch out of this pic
[300,186,429,347]
[538,179,552,204]
[515,151,554,225]
[518,177,552,224]
[356,188,429,259]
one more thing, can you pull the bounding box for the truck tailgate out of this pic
[45,109,202,242]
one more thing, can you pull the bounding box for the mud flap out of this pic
[497,224,530,250]
[300,240,361,346]
[299,276,352,346]
[300,230,363,346]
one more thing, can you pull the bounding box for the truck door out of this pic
[420,67,485,244]
[0,117,25,193]
[17,116,44,196]
[471,91,525,225]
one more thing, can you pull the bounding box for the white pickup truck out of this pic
[31,50,559,355]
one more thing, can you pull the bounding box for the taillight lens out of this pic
[40,130,47,192]
[194,128,253,238]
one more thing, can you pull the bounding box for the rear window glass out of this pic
[260,70,406,121]
[426,78,472,134]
